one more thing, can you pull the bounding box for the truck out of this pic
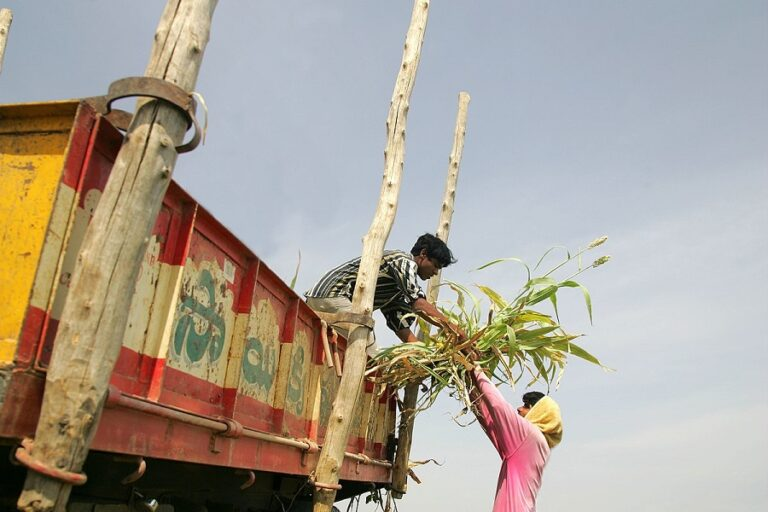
[0,99,397,511]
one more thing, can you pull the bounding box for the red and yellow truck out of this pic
[0,100,396,511]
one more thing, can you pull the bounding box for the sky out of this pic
[2,1,767,511]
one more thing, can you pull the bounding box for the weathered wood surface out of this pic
[312,2,431,511]
[17,1,218,510]
[0,8,12,75]
[391,91,470,499]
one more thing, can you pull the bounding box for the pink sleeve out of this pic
[469,376,500,452]
[472,368,529,453]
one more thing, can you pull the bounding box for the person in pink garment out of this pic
[469,365,563,512]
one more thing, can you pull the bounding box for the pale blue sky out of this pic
[2,1,766,511]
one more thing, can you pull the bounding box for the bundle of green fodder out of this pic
[367,236,611,412]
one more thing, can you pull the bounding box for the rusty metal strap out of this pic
[311,479,342,491]
[13,438,88,486]
[314,311,375,330]
[90,76,202,154]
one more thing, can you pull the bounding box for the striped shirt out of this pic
[305,250,426,332]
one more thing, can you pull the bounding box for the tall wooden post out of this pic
[0,8,12,76]
[17,2,217,510]
[312,2,430,511]
[391,91,470,499]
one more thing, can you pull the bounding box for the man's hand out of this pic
[412,297,466,343]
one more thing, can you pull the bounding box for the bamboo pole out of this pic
[312,2,430,511]
[17,2,217,510]
[0,8,12,76]
[391,91,470,499]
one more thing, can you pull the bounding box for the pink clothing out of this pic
[472,368,551,512]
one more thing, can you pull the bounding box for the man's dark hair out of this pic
[411,233,457,268]
[522,391,545,409]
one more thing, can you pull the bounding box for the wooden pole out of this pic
[312,2,430,511]
[17,2,217,510]
[0,8,12,76]
[391,91,470,499]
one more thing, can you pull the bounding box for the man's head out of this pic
[517,391,545,417]
[411,233,456,280]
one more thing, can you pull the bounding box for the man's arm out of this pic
[396,327,419,344]
[411,297,467,341]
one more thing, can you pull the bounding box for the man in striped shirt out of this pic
[305,234,465,354]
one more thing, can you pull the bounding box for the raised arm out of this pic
[468,370,500,451]
[470,366,530,453]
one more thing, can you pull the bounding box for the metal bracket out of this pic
[117,456,146,485]
[299,438,319,467]
[13,438,88,486]
[235,469,256,490]
[86,76,202,153]
[218,417,244,438]
[308,470,343,491]
[209,417,243,454]
[355,453,372,474]
[313,311,375,330]
[209,434,222,454]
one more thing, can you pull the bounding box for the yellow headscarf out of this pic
[525,396,563,448]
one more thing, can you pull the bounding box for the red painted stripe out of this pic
[15,306,47,367]
[307,418,318,440]
[75,116,120,209]
[281,298,299,343]
[272,409,285,435]
[230,391,278,434]
[138,352,156,385]
[281,409,310,439]
[146,358,167,402]
[60,102,98,189]
[159,196,197,266]
[159,365,224,417]
[235,261,259,314]
[112,345,141,381]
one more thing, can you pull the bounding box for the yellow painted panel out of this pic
[235,299,281,402]
[123,235,163,352]
[0,122,71,355]
[167,258,235,386]
[285,330,310,418]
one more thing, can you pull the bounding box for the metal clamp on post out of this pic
[299,438,320,467]
[87,76,202,153]
[309,472,342,492]
[13,438,88,486]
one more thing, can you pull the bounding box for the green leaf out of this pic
[516,326,559,340]
[476,284,508,310]
[528,285,558,305]
[289,250,301,290]
[550,339,604,367]
[532,246,569,272]
[549,292,559,322]
[514,312,556,325]
[476,257,531,280]
[529,277,558,287]
[559,280,593,324]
